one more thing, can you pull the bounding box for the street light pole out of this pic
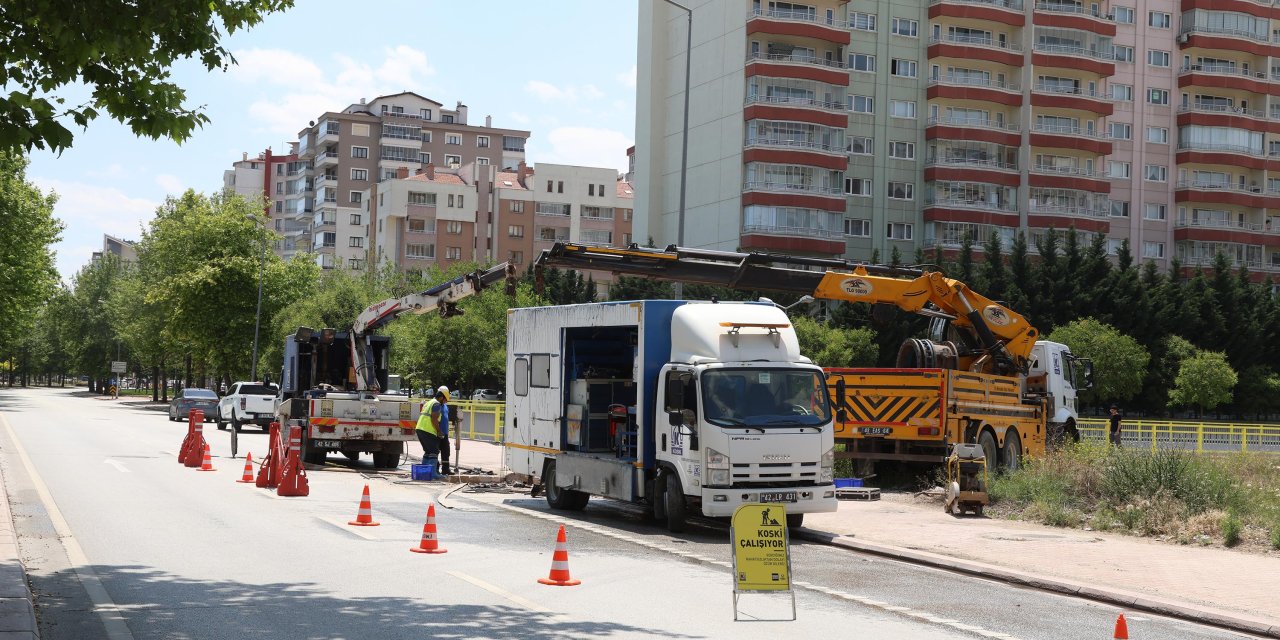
[660,0,693,300]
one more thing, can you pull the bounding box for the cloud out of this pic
[538,127,634,173]
[155,174,185,195]
[229,46,438,135]
[617,65,637,89]
[508,111,531,125]
[31,177,160,280]
[523,80,608,105]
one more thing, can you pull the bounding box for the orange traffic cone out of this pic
[1113,613,1129,639]
[537,524,581,586]
[348,484,380,526]
[410,504,448,554]
[198,442,216,471]
[237,453,255,483]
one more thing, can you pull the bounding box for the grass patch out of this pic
[989,443,1280,547]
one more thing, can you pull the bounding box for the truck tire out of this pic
[342,451,361,463]
[1002,429,1022,472]
[663,474,688,533]
[371,452,399,469]
[302,441,326,466]
[977,430,999,474]
[545,461,589,511]
[786,513,804,529]
[652,475,667,522]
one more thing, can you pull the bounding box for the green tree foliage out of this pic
[1234,366,1280,420]
[1047,318,1149,404]
[0,153,62,357]
[1169,351,1238,415]
[0,0,293,154]
[791,316,877,368]
[64,255,126,390]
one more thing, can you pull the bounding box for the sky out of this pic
[26,0,639,282]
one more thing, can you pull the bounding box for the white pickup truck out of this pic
[217,382,279,432]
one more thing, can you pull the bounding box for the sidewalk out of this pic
[0,416,41,640]
[450,438,1280,637]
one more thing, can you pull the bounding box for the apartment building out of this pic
[637,0,1280,282]
[369,161,635,291]
[222,148,302,257]
[91,234,138,264]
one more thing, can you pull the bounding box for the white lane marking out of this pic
[488,498,1026,640]
[1,413,137,640]
[447,570,554,614]
[317,516,381,540]
[103,459,130,473]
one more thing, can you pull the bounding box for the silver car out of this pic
[168,388,219,422]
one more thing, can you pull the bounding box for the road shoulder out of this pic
[0,414,40,640]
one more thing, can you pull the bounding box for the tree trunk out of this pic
[184,354,192,389]
[152,365,160,402]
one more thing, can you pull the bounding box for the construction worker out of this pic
[436,385,452,475]
[416,388,444,467]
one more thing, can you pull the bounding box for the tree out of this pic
[1233,366,1280,420]
[791,316,877,368]
[0,153,62,358]
[1047,318,1149,405]
[0,0,293,154]
[63,255,127,392]
[980,230,1006,303]
[1169,350,1237,416]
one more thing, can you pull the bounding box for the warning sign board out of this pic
[730,503,791,592]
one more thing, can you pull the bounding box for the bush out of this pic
[1101,448,1239,515]
[1270,523,1280,550]
[1222,512,1242,547]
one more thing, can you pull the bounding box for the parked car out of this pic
[169,388,219,422]
[217,382,279,432]
[470,388,503,401]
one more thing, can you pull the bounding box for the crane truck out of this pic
[503,299,838,532]
[275,264,514,467]
[533,243,1092,474]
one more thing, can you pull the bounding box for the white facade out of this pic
[222,156,265,202]
[531,163,629,248]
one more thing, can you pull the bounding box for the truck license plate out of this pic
[860,427,892,436]
[313,439,341,448]
[760,492,797,503]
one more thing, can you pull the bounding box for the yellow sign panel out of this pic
[731,503,791,592]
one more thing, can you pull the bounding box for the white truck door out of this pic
[656,367,702,493]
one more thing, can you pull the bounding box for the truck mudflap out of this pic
[698,485,837,518]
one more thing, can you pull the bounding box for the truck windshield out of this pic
[701,368,831,428]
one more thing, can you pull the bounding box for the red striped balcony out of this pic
[1031,43,1115,76]
[928,0,1025,26]
[1179,28,1278,57]
[927,76,1023,106]
[1030,84,1115,116]
[1175,181,1280,209]
[1032,2,1117,36]
[746,8,850,46]
[928,34,1023,67]
[1181,0,1280,20]
[1029,124,1113,155]
[1028,165,1112,193]
[1178,63,1276,95]
[926,117,1021,147]
[745,52,850,86]
[1176,104,1280,135]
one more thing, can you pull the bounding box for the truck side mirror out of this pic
[668,410,683,427]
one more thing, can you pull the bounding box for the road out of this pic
[0,386,1263,639]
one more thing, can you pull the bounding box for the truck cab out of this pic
[1026,340,1094,443]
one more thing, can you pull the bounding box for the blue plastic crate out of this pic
[834,477,863,489]
[411,463,437,481]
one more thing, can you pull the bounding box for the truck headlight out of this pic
[705,448,729,470]
[820,447,834,483]
[708,469,731,486]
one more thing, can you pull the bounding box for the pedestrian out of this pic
[416,388,444,468]
[436,385,453,475]
[1108,404,1122,447]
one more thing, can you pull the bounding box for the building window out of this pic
[348,236,364,248]
[1144,203,1167,220]
[1148,88,1169,105]
[847,136,873,155]
[1142,241,1165,259]
[408,192,437,206]
[889,141,915,159]
[588,184,595,196]
[441,114,455,124]
[320,232,336,248]
[546,180,553,193]
[275,182,283,195]
[889,100,916,119]
[477,135,490,148]
[581,229,612,245]
[1109,161,1131,178]
[419,152,431,164]
[350,214,362,225]
[444,155,461,167]
[844,178,871,196]
[477,157,490,165]
[557,181,565,193]
[850,53,876,73]
[446,246,462,259]
[511,200,525,213]
[849,95,874,114]
[1109,123,1132,140]
[351,146,369,159]
[623,209,632,221]
[422,131,433,143]
[1147,50,1170,67]
[1111,84,1133,101]
[407,218,428,233]
[508,251,524,264]
[348,258,364,270]
[406,243,434,259]
[351,168,368,181]
[508,225,524,237]
[887,181,914,200]
[887,222,914,240]
[274,201,283,213]
[349,191,363,204]
[849,12,876,31]
[1113,6,1134,23]
[446,134,461,145]
[447,194,455,208]
[446,221,463,234]
[503,136,526,152]
[1147,126,1169,143]
[1113,45,1134,63]
[623,233,632,244]
[421,108,432,120]
[891,18,918,37]
[1148,11,1170,28]
[890,59,918,78]
[1110,201,1130,217]
[844,219,871,237]
[1144,164,1168,182]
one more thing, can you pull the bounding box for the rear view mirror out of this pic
[668,410,683,427]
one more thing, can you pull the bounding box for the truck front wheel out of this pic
[786,513,804,529]
[663,473,688,533]
[545,461,589,511]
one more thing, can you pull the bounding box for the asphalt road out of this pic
[0,386,1265,640]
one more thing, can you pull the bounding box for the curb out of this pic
[793,527,1280,639]
[0,442,40,640]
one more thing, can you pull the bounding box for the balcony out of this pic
[924,197,1018,213]
[1031,2,1116,36]
[1029,163,1111,191]
[315,151,339,168]
[925,155,1020,186]
[1179,26,1275,56]
[926,116,1020,146]
[928,34,1023,67]
[1030,123,1112,154]
[745,8,850,45]
[1028,203,1109,218]
[313,175,337,190]
[1175,103,1278,133]
[741,223,842,239]
[744,93,847,113]
[742,180,843,197]
[1031,42,1115,75]
[927,116,1020,133]
[927,76,1023,107]
[1175,217,1266,232]
[1028,203,1112,232]
[925,156,1017,171]
[1175,180,1280,210]
[317,129,339,146]
[746,52,845,70]
[928,0,1024,27]
[1178,63,1273,95]
[1030,83,1114,115]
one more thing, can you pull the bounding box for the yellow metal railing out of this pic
[449,400,505,443]
[1078,419,1280,454]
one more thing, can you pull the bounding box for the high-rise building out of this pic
[223,147,300,257]
[636,0,1280,282]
